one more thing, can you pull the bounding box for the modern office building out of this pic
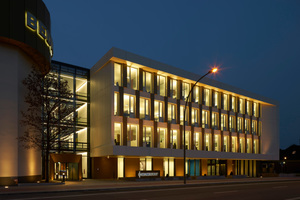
[89,47,279,179]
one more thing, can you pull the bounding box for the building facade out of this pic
[89,47,279,179]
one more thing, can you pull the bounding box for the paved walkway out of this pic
[1,177,300,195]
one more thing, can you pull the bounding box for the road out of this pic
[1,181,300,200]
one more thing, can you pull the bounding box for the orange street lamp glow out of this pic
[212,68,218,73]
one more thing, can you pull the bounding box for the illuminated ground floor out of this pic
[91,156,259,179]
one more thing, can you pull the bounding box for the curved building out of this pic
[0,0,53,185]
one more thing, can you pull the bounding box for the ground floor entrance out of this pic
[91,157,258,179]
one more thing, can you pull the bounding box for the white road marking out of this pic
[273,186,288,189]
[214,190,238,194]
[285,197,300,200]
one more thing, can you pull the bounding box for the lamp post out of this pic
[183,68,218,184]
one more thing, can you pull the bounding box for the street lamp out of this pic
[183,67,218,184]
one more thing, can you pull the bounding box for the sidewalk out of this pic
[1,177,300,195]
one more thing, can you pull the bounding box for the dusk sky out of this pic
[43,0,300,149]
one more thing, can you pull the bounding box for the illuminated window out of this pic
[254,139,259,154]
[143,126,152,147]
[203,88,210,106]
[258,121,262,136]
[232,136,237,152]
[205,133,212,151]
[239,98,245,114]
[154,100,164,122]
[247,138,252,153]
[124,94,135,118]
[223,94,228,110]
[245,119,250,134]
[237,117,243,133]
[127,124,138,147]
[221,114,227,131]
[214,134,220,151]
[252,120,257,135]
[182,131,190,150]
[114,92,119,116]
[182,82,190,101]
[114,63,122,86]
[246,100,251,115]
[253,102,259,117]
[180,105,189,125]
[168,103,177,123]
[213,91,218,107]
[194,132,201,150]
[140,98,150,120]
[170,130,178,149]
[212,112,218,129]
[170,79,178,99]
[223,136,229,152]
[158,128,166,148]
[191,108,199,126]
[202,110,209,128]
[231,96,236,112]
[127,66,138,90]
[229,115,235,132]
[142,71,153,93]
[114,123,122,146]
[193,86,200,103]
[239,137,245,153]
[157,75,166,96]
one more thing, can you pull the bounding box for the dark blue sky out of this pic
[44,0,300,149]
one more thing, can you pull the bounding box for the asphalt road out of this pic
[2,181,300,200]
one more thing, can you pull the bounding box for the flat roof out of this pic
[91,47,278,106]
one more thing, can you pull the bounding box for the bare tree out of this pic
[19,67,75,182]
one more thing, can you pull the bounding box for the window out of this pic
[158,128,166,148]
[239,137,245,153]
[168,103,176,123]
[247,138,252,153]
[254,139,259,154]
[252,120,257,135]
[205,133,212,151]
[253,102,259,117]
[127,124,138,147]
[232,136,237,152]
[114,63,122,86]
[229,116,235,132]
[213,91,218,107]
[114,92,120,116]
[142,71,152,93]
[258,121,262,136]
[245,119,250,134]
[246,100,251,115]
[231,96,236,112]
[114,123,122,146]
[212,112,218,129]
[183,131,190,150]
[191,108,199,126]
[157,75,166,96]
[193,86,200,103]
[170,130,178,149]
[202,110,209,128]
[170,79,178,99]
[237,117,243,133]
[239,98,245,114]
[223,136,229,152]
[140,158,152,171]
[203,88,210,106]
[140,98,150,120]
[223,94,228,110]
[194,132,201,150]
[221,114,227,131]
[124,94,135,117]
[127,66,138,90]
[182,82,190,101]
[214,135,220,151]
[143,126,152,147]
[180,105,189,125]
[154,100,164,122]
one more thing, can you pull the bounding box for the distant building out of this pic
[279,144,300,174]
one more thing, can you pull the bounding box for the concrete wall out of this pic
[0,43,41,185]
[260,104,280,160]
[90,61,113,157]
